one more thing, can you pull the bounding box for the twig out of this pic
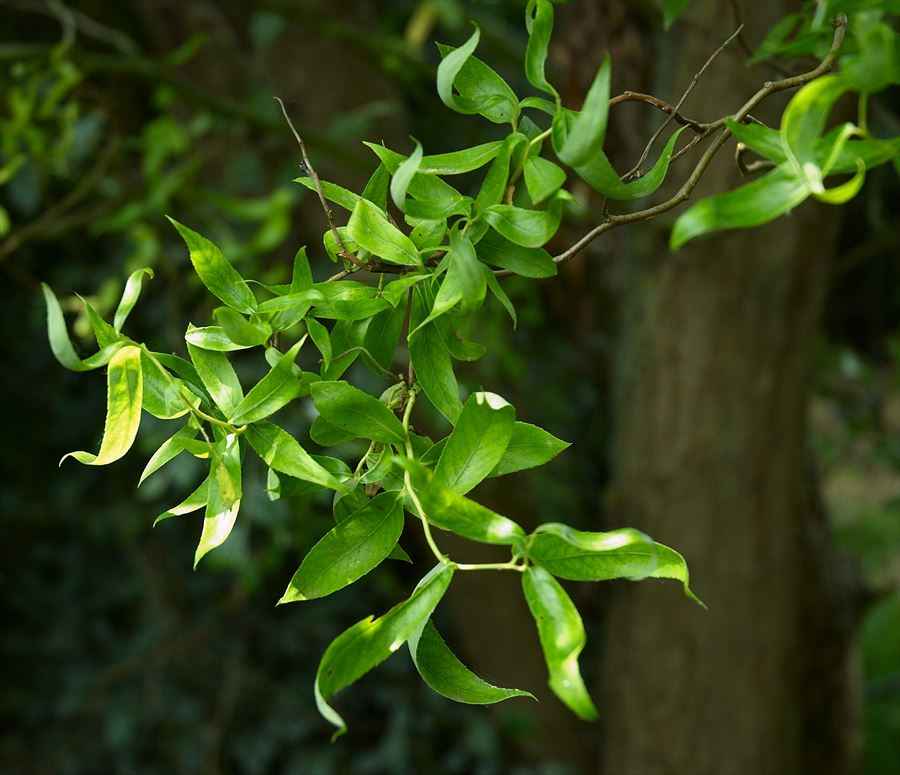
[549,14,848,267]
[608,91,705,132]
[274,97,368,271]
[735,143,775,176]
[623,25,744,181]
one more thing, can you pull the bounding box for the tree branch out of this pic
[550,14,848,268]
[274,96,369,271]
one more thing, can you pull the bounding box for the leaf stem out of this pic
[401,389,448,564]
[456,560,526,572]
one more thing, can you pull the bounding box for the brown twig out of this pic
[608,91,705,132]
[274,96,368,271]
[623,25,744,181]
[548,14,847,268]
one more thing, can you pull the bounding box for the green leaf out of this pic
[213,307,271,347]
[476,229,556,278]
[484,200,562,248]
[81,296,119,349]
[289,247,314,293]
[522,566,599,721]
[781,75,849,190]
[813,159,866,205]
[139,422,200,486]
[409,284,462,423]
[42,283,125,372]
[363,304,405,371]
[306,318,332,371]
[362,163,390,210]
[572,127,686,200]
[555,54,611,168]
[279,491,404,603]
[184,325,253,352]
[842,17,899,95]
[347,199,422,267]
[408,620,535,704]
[310,380,406,444]
[524,157,567,205]
[524,0,558,99]
[410,219,447,252]
[670,165,809,249]
[490,421,570,476]
[724,119,786,164]
[246,421,346,491]
[475,133,526,211]
[416,229,487,331]
[167,217,256,313]
[415,141,505,176]
[365,143,471,220]
[140,350,196,420]
[228,339,306,425]
[61,345,143,466]
[436,28,519,124]
[154,477,208,526]
[295,177,361,212]
[194,434,242,568]
[315,563,454,738]
[435,392,515,494]
[187,342,244,417]
[662,0,691,28]
[526,523,703,605]
[113,267,154,332]
[381,274,430,307]
[486,271,517,328]
[390,139,423,212]
[819,134,900,175]
[400,458,525,545]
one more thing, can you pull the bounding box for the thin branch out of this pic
[624,25,743,181]
[608,91,705,132]
[274,97,368,271]
[550,14,848,267]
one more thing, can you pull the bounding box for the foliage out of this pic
[41,0,899,740]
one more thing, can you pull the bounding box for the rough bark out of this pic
[600,3,862,774]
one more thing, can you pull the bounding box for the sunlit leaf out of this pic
[228,339,307,425]
[113,267,154,332]
[315,563,454,738]
[399,458,525,545]
[311,380,406,444]
[167,217,257,313]
[246,421,346,491]
[522,566,598,721]
[347,198,422,267]
[490,421,570,476]
[61,345,143,466]
[139,422,201,486]
[390,139,423,212]
[409,619,535,704]
[187,342,244,417]
[526,523,703,605]
[154,477,209,526]
[194,434,242,568]
[434,392,515,495]
[42,283,125,372]
[670,165,809,249]
[279,492,404,603]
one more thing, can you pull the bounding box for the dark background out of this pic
[2,1,899,774]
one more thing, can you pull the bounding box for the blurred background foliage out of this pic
[1,1,898,773]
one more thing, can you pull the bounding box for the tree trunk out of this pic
[600,4,862,774]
